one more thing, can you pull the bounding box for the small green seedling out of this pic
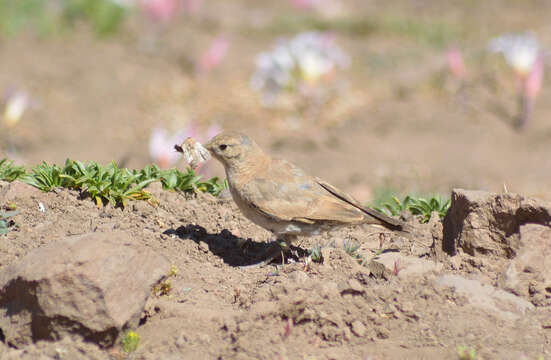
[154,279,173,297]
[169,264,178,277]
[343,239,360,257]
[309,244,323,263]
[457,345,476,360]
[121,331,139,353]
[343,239,366,265]
[0,210,19,235]
[6,202,17,210]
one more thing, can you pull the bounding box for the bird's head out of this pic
[205,131,264,171]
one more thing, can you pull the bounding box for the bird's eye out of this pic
[219,144,227,151]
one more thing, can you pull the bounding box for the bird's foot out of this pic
[239,241,286,269]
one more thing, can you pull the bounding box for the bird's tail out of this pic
[318,181,408,232]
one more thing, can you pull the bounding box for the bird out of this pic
[201,131,407,266]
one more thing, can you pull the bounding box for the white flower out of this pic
[3,91,29,128]
[250,31,349,103]
[489,32,540,76]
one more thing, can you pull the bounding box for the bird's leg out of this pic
[239,235,293,269]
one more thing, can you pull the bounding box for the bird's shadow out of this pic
[164,224,309,267]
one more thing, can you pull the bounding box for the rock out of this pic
[339,278,365,295]
[442,189,551,257]
[367,260,390,280]
[436,274,534,321]
[350,320,366,337]
[0,231,169,348]
[374,252,443,277]
[500,224,551,305]
[347,278,364,293]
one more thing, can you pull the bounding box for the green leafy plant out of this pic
[0,210,19,235]
[157,167,227,196]
[407,195,450,223]
[61,160,156,207]
[374,195,412,217]
[0,158,26,182]
[23,162,64,192]
[4,158,225,208]
[373,193,450,224]
[121,331,139,354]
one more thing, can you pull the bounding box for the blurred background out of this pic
[1,0,551,201]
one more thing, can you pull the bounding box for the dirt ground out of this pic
[1,0,551,359]
[0,182,549,359]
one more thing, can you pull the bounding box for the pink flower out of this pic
[289,0,323,10]
[140,0,179,24]
[196,36,230,74]
[149,128,186,168]
[525,55,544,99]
[447,47,466,78]
[182,0,203,13]
[149,123,221,168]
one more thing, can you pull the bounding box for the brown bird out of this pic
[202,131,406,266]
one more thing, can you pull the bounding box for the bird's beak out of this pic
[204,140,215,154]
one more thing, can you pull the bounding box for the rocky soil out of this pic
[0,181,549,359]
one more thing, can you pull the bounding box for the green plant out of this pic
[4,158,226,207]
[154,279,173,296]
[157,167,227,196]
[23,161,64,192]
[407,195,450,223]
[373,195,412,217]
[343,239,365,265]
[373,193,450,224]
[62,0,127,36]
[343,239,360,256]
[0,0,128,37]
[260,14,457,47]
[0,210,19,235]
[457,345,476,360]
[309,244,323,263]
[121,331,139,354]
[169,264,178,277]
[0,158,26,182]
[0,0,53,35]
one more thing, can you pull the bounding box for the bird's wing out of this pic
[239,159,367,224]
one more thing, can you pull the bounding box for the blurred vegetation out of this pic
[0,0,127,36]
[260,14,458,48]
